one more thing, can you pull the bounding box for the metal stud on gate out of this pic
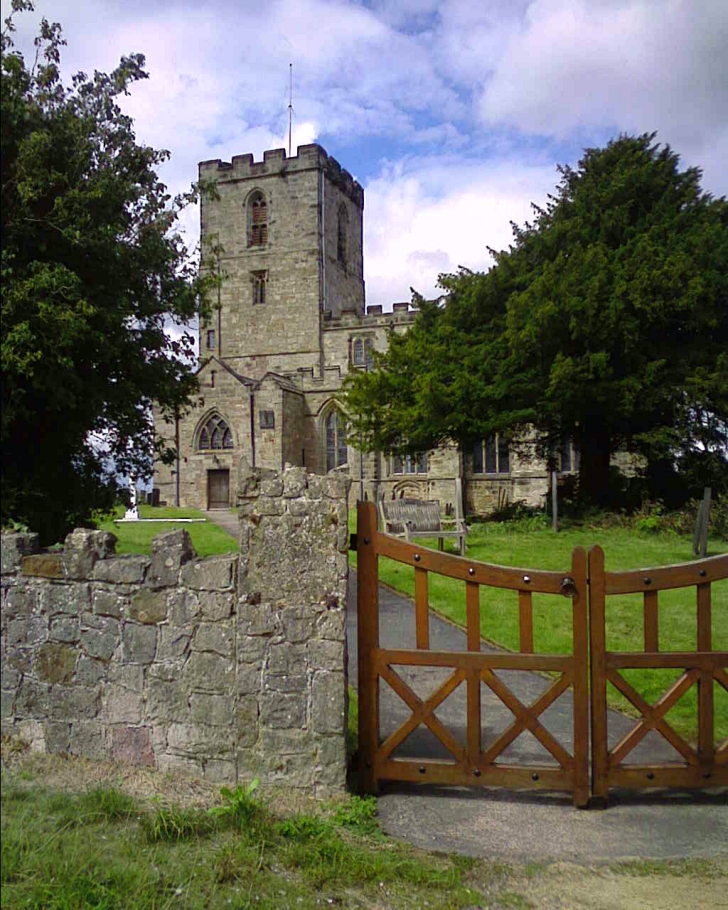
[468,567,475,576]
[522,575,531,584]
[644,577,652,586]
[699,569,707,578]
[560,575,577,597]
[414,553,421,562]
[419,765,426,774]
[473,769,481,778]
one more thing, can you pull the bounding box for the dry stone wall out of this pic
[1,465,349,795]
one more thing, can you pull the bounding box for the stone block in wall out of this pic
[49,615,80,643]
[70,720,104,760]
[199,592,234,622]
[129,589,168,624]
[190,693,234,726]
[311,671,346,735]
[1,532,39,574]
[180,556,236,591]
[50,685,99,721]
[63,529,117,579]
[80,614,120,661]
[101,683,143,725]
[191,622,233,657]
[8,615,47,647]
[111,726,154,767]
[166,722,234,758]
[183,651,234,693]
[4,585,37,618]
[122,623,157,664]
[92,588,126,619]
[42,583,90,615]
[237,694,260,748]
[92,556,149,585]
[46,722,71,754]
[36,643,78,685]
[308,638,345,672]
[15,678,49,718]
[148,529,196,588]
[22,554,64,578]
[168,590,201,625]
[202,759,236,784]
[146,674,190,723]
[76,656,105,686]
[238,598,276,636]
[259,691,307,729]
[316,606,346,642]
[156,625,192,662]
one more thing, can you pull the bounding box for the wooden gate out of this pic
[356,501,591,807]
[207,469,230,510]
[589,546,728,802]
[356,502,728,807]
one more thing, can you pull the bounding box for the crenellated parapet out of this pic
[199,144,363,207]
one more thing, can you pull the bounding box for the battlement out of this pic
[199,144,363,206]
[323,304,417,332]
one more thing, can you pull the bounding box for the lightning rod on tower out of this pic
[288,63,293,157]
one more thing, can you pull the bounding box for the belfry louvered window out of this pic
[248,191,268,247]
[198,415,233,451]
[326,410,348,472]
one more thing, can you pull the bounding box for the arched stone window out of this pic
[325,409,348,472]
[248,191,268,247]
[337,203,348,267]
[197,413,234,451]
[353,338,364,366]
[352,336,374,368]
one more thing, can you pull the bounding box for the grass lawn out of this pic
[98,505,238,558]
[3,747,727,910]
[351,519,728,742]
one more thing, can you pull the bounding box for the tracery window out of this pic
[198,414,233,451]
[252,270,267,305]
[248,191,268,247]
[392,452,427,475]
[325,409,348,472]
[352,337,374,368]
[473,433,509,474]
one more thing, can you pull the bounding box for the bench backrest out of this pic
[380,498,442,533]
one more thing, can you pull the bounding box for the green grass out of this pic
[351,519,728,741]
[1,780,481,909]
[97,505,238,557]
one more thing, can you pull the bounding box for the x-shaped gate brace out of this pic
[376,661,575,772]
[607,666,728,769]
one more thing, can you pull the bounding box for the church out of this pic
[154,144,571,513]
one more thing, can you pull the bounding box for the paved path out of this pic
[346,571,727,864]
[201,509,238,538]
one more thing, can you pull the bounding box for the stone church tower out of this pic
[154,144,560,514]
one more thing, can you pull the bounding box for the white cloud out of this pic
[364,155,557,306]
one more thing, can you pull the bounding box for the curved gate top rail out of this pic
[356,500,591,807]
[356,501,728,807]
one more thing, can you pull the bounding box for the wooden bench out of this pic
[378,479,468,555]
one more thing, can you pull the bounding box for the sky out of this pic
[4,0,728,309]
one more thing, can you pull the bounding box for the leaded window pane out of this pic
[223,427,233,449]
[498,434,510,473]
[473,440,483,473]
[200,428,210,450]
[485,433,498,473]
[353,339,364,365]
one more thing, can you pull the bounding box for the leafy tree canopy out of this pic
[1,1,216,543]
[343,133,728,506]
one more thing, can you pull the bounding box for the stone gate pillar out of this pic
[236,460,350,795]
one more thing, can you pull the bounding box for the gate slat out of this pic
[518,590,533,653]
[414,567,430,649]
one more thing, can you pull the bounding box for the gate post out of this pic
[588,545,609,806]
[357,500,380,793]
[571,546,590,808]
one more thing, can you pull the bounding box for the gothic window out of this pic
[353,339,364,366]
[248,191,268,247]
[352,337,374,368]
[325,409,348,472]
[392,452,427,474]
[252,270,267,305]
[206,329,216,350]
[337,203,348,267]
[473,433,509,474]
[197,414,233,451]
[559,434,580,472]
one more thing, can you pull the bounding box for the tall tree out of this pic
[1,2,215,542]
[343,134,728,505]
